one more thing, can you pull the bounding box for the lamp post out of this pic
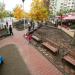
[60,13,62,27]
[59,9,63,27]
[22,0,25,29]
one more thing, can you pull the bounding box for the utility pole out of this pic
[22,0,25,29]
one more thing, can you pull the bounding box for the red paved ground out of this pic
[0,29,63,75]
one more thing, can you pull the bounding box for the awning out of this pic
[63,15,75,20]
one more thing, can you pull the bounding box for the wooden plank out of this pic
[63,55,75,66]
[46,38,59,47]
[32,35,40,41]
[42,42,58,53]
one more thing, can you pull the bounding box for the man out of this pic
[9,25,13,35]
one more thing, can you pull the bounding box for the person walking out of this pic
[6,21,8,26]
[9,25,13,35]
[28,33,32,43]
[23,32,32,44]
[6,22,9,34]
[28,24,31,33]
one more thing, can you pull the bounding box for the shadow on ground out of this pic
[0,44,31,75]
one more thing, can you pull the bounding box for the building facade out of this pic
[49,0,58,15]
[43,0,61,15]
[60,0,75,11]
[43,0,75,15]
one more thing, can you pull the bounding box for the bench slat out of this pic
[32,35,40,41]
[42,42,58,53]
[63,55,75,66]
[46,38,59,47]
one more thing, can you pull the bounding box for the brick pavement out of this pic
[0,29,63,75]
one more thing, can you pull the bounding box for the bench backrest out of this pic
[69,51,75,59]
[46,38,59,48]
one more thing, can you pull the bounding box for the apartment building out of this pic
[43,0,75,15]
[49,0,58,15]
[60,0,75,11]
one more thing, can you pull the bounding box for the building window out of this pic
[72,2,74,4]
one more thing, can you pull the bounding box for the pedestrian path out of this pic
[0,28,63,75]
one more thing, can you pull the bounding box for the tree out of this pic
[29,0,49,21]
[0,2,8,19]
[68,9,75,13]
[13,5,26,20]
[58,8,75,16]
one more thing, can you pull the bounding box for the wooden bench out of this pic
[32,35,41,42]
[42,39,59,54]
[46,38,59,48]
[42,42,58,53]
[63,51,75,66]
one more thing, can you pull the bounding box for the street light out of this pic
[59,9,63,27]
[22,0,25,29]
[60,14,63,27]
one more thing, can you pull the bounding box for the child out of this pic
[24,32,32,43]
[27,33,32,43]
[24,33,28,40]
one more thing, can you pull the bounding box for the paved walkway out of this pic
[0,29,63,75]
